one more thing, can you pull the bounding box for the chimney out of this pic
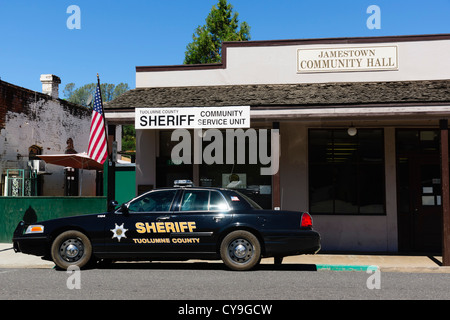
[40,74,61,99]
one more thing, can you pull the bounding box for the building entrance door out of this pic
[408,156,442,252]
[397,130,443,253]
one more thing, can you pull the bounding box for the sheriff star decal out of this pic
[110,223,128,242]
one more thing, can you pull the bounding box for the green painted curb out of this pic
[316,264,377,271]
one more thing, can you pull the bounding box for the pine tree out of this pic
[184,0,250,64]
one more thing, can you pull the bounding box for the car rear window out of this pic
[223,190,262,210]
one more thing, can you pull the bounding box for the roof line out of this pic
[0,79,90,113]
[136,33,450,73]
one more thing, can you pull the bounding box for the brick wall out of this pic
[0,80,95,196]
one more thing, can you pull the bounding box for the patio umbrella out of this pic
[37,152,104,171]
[37,152,104,196]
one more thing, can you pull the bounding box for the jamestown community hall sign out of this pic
[297,46,398,73]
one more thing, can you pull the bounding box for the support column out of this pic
[272,122,281,210]
[136,129,156,195]
[440,119,450,266]
[107,124,116,204]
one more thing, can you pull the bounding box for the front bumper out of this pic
[12,221,49,257]
[13,236,48,256]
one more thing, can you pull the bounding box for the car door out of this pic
[104,189,178,257]
[169,189,233,253]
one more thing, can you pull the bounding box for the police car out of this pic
[13,181,321,271]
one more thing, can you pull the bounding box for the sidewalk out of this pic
[0,243,54,269]
[1,243,449,272]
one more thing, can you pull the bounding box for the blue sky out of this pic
[0,0,449,94]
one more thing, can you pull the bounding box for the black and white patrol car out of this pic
[13,181,320,271]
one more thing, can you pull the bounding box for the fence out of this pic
[0,196,107,243]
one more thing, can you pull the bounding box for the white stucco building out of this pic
[105,34,450,253]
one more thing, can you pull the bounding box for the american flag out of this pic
[87,83,107,164]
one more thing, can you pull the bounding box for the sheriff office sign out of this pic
[135,106,250,129]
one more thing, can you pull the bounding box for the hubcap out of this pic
[65,244,79,258]
[228,238,254,264]
[59,238,84,262]
[234,244,247,258]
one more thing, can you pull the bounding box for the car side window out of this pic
[180,190,209,211]
[128,190,177,213]
[209,191,229,211]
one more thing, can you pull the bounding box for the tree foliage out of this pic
[184,0,250,64]
[63,82,130,107]
[121,124,136,152]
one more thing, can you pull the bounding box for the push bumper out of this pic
[13,236,49,257]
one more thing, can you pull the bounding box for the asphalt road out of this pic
[1,262,450,301]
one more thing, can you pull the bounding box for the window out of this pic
[180,190,209,211]
[156,131,193,188]
[156,129,273,209]
[179,190,229,211]
[308,129,385,215]
[28,145,42,160]
[209,191,229,211]
[221,189,262,210]
[128,190,177,213]
[198,129,273,209]
[28,145,43,196]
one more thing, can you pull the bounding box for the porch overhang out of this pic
[104,80,450,124]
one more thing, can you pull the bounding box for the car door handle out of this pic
[157,216,170,221]
[213,215,224,222]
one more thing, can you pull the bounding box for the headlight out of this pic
[25,225,45,234]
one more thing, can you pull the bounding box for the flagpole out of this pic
[97,73,115,203]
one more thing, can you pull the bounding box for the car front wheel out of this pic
[220,230,261,271]
[50,230,92,270]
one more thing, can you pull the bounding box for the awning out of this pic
[37,153,104,171]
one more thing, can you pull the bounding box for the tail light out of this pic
[300,212,313,228]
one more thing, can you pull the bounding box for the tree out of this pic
[121,124,136,152]
[63,82,130,107]
[184,0,250,64]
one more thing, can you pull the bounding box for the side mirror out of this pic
[108,200,119,213]
[120,203,130,217]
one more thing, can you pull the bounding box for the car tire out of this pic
[220,230,261,271]
[50,230,92,270]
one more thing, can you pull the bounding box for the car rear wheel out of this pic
[220,230,261,271]
[50,230,92,270]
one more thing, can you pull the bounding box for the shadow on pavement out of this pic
[71,261,319,272]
